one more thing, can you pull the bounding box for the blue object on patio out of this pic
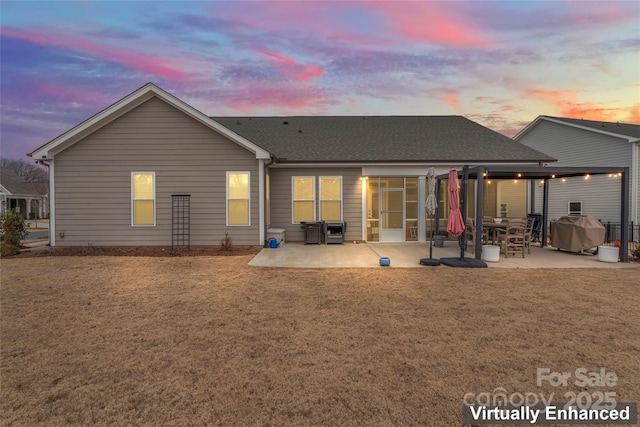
[268,238,279,248]
[379,257,390,266]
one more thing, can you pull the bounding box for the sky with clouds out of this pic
[1,1,639,161]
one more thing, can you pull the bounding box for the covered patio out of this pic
[249,242,639,269]
[436,166,632,262]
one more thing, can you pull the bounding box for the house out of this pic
[515,116,640,228]
[0,167,49,219]
[28,83,555,247]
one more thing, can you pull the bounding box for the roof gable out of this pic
[213,116,556,163]
[29,83,270,160]
[515,115,640,142]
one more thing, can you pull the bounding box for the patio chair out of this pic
[496,218,527,258]
[524,216,535,254]
[465,218,488,254]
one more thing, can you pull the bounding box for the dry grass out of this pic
[1,256,639,426]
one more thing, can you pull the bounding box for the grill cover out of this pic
[551,215,605,252]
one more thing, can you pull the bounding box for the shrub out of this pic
[1,210,27,248]
[220,231,233,251]
[631,245,640,260]
[0,243,20,257]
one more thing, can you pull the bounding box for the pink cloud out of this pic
[365,2,492,48]
[1,27,187,79]
[444,92,458,108]
[258,50,324,82]
[529,88,639,123]
[199,82,329,116]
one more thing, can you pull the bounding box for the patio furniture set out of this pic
[465,216,539,259]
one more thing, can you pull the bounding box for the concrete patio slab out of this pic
[249,242,640,269]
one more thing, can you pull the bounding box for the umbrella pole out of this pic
[459,166,469,260]
[429,214,434,259]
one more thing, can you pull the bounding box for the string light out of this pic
[584,174,590,180]
[561,178,566,182]
[517,173,522,178]
[551,174,556,179]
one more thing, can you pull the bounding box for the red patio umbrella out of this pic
[446,168,465,236]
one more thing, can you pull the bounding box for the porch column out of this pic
[620,167,630,262]
[26,197,32,218]
[417,175,426,243]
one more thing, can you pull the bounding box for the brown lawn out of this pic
[1,256,639,426]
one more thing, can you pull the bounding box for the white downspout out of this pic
[361,173,367,241]
[258,159,265,246]
[49,160,56,247]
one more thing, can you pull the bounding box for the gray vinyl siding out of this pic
[53,96,260,246]
[269,167,362,242]
[519,120,633,224]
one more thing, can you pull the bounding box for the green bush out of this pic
[631,245,640,260]
[0,243,20,257]
[1,210,28,248]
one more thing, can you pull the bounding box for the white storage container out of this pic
[598,246,618,263]
[482,245,500,262]
[267,228,285,246]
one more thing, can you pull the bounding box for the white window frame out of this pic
[226,171,251,226]
[292,176,316,224]
[319,176,343,221]
[131,172,156,227]
[568,201,582,215]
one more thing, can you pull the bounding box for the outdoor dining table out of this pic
[482,221,508,245]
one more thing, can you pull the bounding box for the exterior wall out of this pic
[53,96,260,246]
[269,167,363,242]
[496,179,527,219]
[518,120,634,223]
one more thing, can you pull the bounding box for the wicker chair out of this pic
[496,218,527,258]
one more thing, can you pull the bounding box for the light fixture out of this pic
[482,170,488,177]
[551,174,556,179]
[517,173,522,178]
[584,174,590,180]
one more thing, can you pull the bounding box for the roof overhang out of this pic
[29,83,271,160]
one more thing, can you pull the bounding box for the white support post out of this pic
[417,176,426,243]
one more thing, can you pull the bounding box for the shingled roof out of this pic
[213,116,556,163]
[540,116,640,139]
[0,167,48,196]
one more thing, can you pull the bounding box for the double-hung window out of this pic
[227,172,250,226]
[319,176,342,221]
[132,172,155,226]
[292,176,315,223]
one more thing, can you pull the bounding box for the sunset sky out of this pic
[1,1,639,160]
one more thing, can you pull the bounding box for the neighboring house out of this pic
[28,83,555,247]
[515,116,640,226]
[0,167,49,218]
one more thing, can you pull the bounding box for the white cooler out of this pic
[267,228,285,246]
